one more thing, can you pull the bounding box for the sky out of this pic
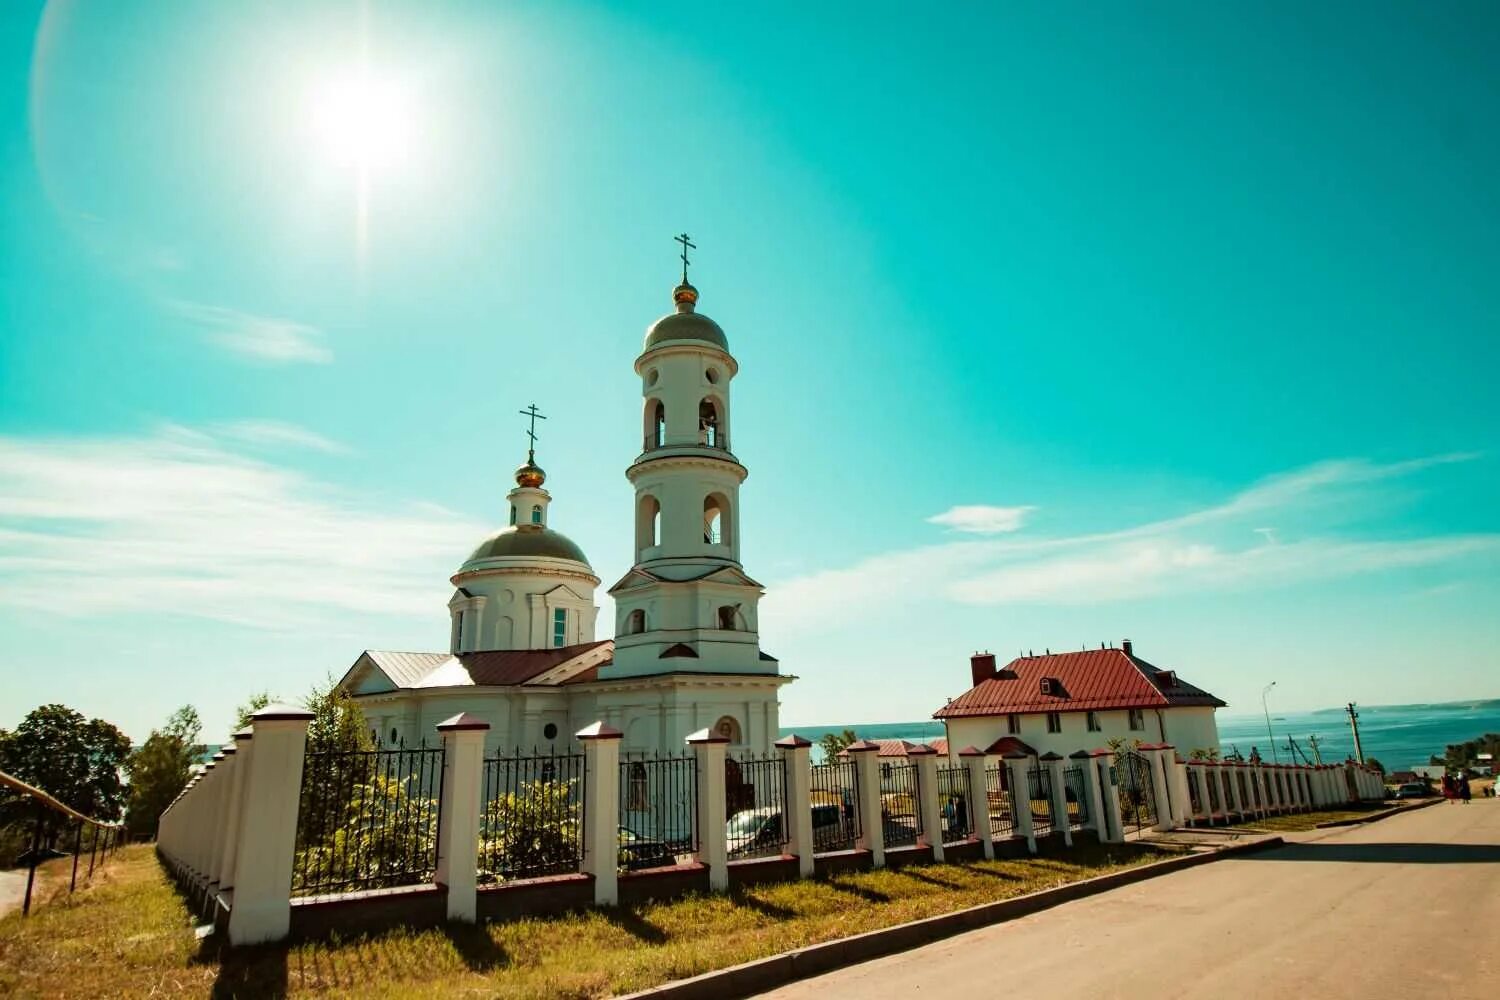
[1,1,1497,743]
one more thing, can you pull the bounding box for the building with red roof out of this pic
[934,640,1225,760]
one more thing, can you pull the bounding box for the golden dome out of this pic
[514,453,546,488]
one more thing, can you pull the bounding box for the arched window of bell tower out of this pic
[636,494,661,557]
[703,493,731,547]
[625,609,646,634]
[698,397,725,448]
[644,399,665,449]
[717,605,741,630]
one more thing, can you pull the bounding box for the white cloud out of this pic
[926,505,1036,534]
[213,419,349,455]
[762,453,1496,633]
[0,428,484,628]
[171,300,332,364]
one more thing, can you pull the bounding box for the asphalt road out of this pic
[756,801,1500,1000]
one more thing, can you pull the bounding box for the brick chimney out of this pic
[970,651,998,686]
[1121,638,1134,657]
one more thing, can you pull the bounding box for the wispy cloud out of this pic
[926,505,1036,534]
[171,300,332,364]
[0,427,483,627]
[213,419,350,455]
[763,454,1496,633]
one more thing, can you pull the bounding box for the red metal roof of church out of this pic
[934,647,1224,719]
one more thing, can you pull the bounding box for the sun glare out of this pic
[308,69,414,174]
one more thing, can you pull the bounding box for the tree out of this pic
[818,729,858,762]
[234,691,274,731]
[304,675,372,754]
[125,706,201,839]
[0,704,131,821]
[1364,757,1385,775]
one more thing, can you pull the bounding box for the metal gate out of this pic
[1115,750,1158,834]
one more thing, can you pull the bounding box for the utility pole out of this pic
[1307,733,1324,765]
[1346,702,1365,764]
[1262,682,1280,764]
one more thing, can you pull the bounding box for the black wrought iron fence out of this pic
[479,749,585,882]
[1063,765,1089,828]
[1187,767,1204,816]
[1027,767,1053,836]
[809,759,861,853]
[619,752,697,870]
[1116,751,1158,833]
[726,753,789,860]
[983,764,1014,841]
[1206,767,1222,815]
[880,760,922,848]
[292,741,444,896]
[935,765,973,844]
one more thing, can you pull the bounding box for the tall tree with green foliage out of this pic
[233,691,274,731]
[818,729,858,762]
[0,704,131,821]
[125,706,201,839]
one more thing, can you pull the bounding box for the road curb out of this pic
[614,837,1285,1000]
[1314,798,1441,828]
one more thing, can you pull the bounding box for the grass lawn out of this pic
[1224,804,1392,833]
[0,841,1179,999]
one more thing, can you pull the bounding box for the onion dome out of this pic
[514,452,546,488]
[643,282,728,352]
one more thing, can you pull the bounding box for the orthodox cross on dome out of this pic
[518,403,547,458]
[674,232,696,284]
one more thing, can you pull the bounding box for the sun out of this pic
[307,68,414,174]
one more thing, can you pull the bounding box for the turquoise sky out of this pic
[2,1,1497,742]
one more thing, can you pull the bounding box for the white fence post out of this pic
[775,735,815,878]
[687,727,729,891]
[846,740,885,868]
[219,728,252,894]
[961,748,994,859]
[434,713,489,923]
[577,722,622,906]
[227,704,314,947]
[1070,751,1105,842]
[1094,752,1124,843]
[1005,754,1036,854]
[208,749,237,893]
[906,745,944,862]
[1042,753,1072,847]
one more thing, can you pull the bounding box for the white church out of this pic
[336,255,792,756]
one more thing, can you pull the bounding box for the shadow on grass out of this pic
[196,936,289,1000]
[442,922,509,972]
[891,868,966,890]
[730,890,798,921]
[601,906,669,945]
[821,879,891,905]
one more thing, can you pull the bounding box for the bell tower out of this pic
[603,239,774,679]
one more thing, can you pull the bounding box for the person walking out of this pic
[1458,773,1471,805]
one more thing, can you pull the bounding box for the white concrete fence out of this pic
[156,708,1386,947]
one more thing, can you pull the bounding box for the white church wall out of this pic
[452,569,598,652]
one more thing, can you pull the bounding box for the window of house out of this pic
[1046,712,1062,734]
[1007,714,1020,735]
[1087,711,1101,732]
[389,727,398,745]
[531,504,543,525]
[552,607,567,647]
[1128,709,1145,731]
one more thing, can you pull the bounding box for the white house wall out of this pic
[943,706,1219,761]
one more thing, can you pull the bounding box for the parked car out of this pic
[1395,782,1428,799]
[618,826,674,870]
[726,807,783,857]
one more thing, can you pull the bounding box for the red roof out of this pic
[934,648,1224,719]
[983,736,1037,756]
[841,738,948,758]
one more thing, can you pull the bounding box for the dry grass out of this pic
[1224,805,1390,833]
[0,841,1177,999]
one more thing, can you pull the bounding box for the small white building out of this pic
[338,267,792,757]
[934,641,1225,760]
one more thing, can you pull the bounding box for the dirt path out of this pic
[0,868,30,918]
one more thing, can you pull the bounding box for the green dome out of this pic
[463,526,591,567]
[643,311,728,352]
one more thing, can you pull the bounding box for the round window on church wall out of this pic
[646,369,659,387]
[543,722,558,741]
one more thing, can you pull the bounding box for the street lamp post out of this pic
[1262,681,1279,765]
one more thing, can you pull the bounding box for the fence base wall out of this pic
[812,849,874,878]
[477,874,593,922]
[289,885,447,941]
[727,856,801,889]
[618,864,711,908]
[941,840,985,863]
[882,845,936,868]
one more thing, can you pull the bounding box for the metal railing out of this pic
[1027,767,1053,836]
[291,741,444,896]
[880,761,922,848]
[935,765,973,844]
[479,749,586,882]
[619,753,698,870]
[1063,766,1089,828]
[0,770,123,917]
[1187,769,1204,815]
[983,764,1015,841]
[726,753,789,860]
[642,433,732,454]
[1206,769,1222,814]
[808,760,861,854]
